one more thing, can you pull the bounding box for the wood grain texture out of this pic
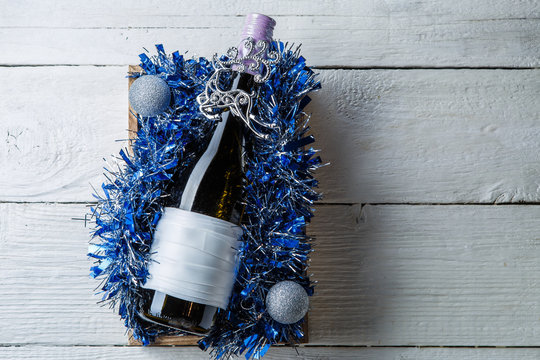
[0,0,539,67]
[3,203,540,346]
[1,2,539,359]
[0,66,127,201]
[309,204,540,346]
[2,66,540,203]
[0,203,126,345]
[310,69,540,203]
[4,346,540,360]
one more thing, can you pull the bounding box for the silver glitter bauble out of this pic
[129,75,171,117]
[266,281,309,324]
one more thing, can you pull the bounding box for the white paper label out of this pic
[142,207,243,309]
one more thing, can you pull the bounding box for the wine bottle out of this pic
[138,13,276,335]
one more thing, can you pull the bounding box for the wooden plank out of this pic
[0,0,539,67]
[308,204,540,346]
[0,66,127,202]
[4,346,540,360]
[310,68,540,203]
[2,0,539,25]
[2,203,540,346]
[127,65,142,146]
[2,66,540,203]
[0,203,126,345]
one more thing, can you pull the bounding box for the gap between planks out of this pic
[1,344,540,348]
[1,64,539,70]
[3,201,540,206]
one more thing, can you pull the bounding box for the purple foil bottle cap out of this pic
[236,13,276,75]
[241,13,276,44]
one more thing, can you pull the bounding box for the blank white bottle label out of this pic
[142,207,243,309]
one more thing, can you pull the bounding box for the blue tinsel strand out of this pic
[88,42,322,359]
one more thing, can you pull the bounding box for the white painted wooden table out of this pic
[1,1,539,359]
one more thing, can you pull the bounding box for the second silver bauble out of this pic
[265,280,309,324]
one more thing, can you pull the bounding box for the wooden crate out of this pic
[127,65,308,346]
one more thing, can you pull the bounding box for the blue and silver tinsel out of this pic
[88,43,322,359]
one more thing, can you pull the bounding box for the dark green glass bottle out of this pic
[138,13,275,335]
[139,75,253,334]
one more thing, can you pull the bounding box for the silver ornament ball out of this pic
[129,75,171,117]
[266,281,309,324]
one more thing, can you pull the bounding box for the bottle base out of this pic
[138,289,218,336]
[137,311,209,336]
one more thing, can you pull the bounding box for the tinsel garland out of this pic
[88,42,321,359]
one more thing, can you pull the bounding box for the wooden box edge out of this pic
[126,65,309,346]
